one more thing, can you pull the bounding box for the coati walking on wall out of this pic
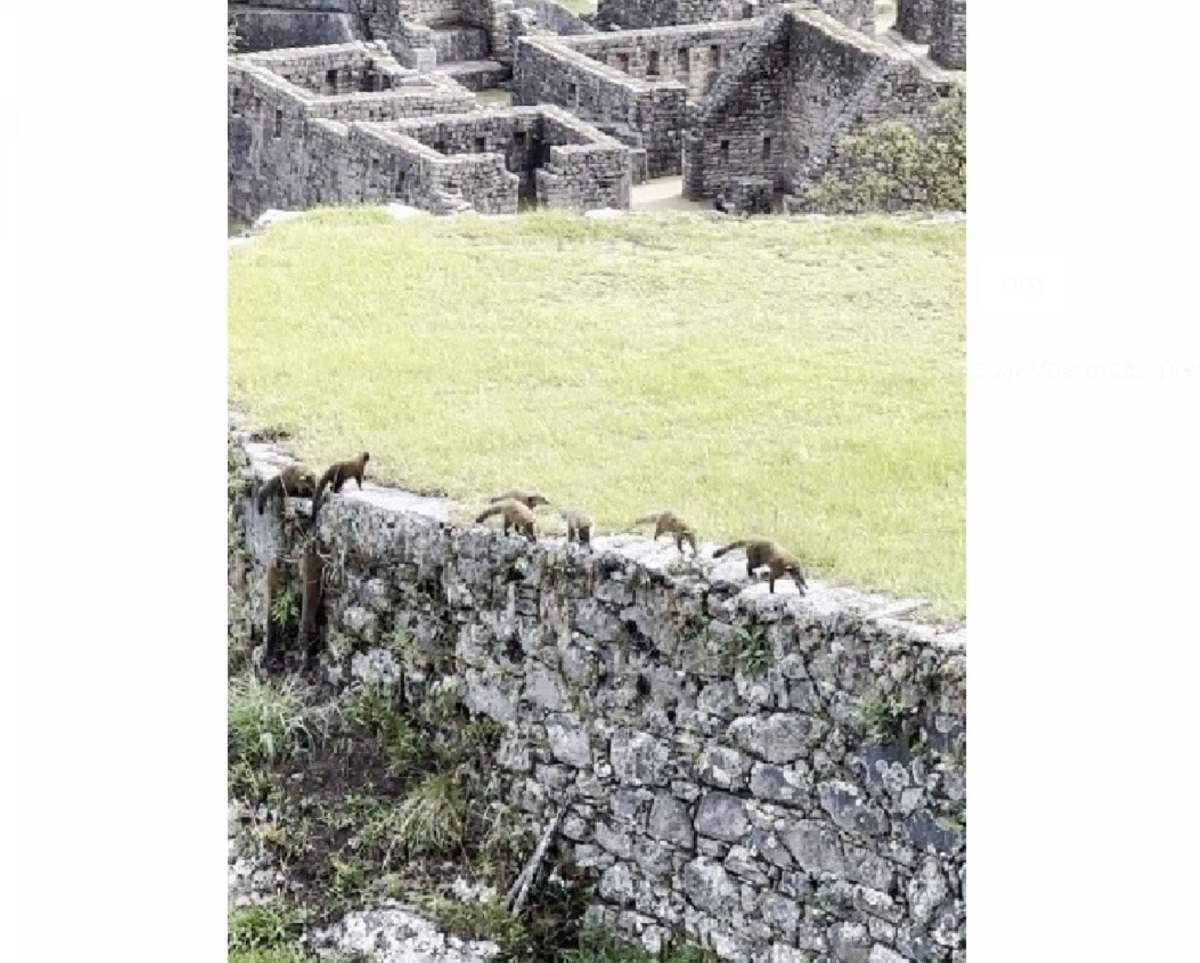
[476,498,537,542]
[713,539,807,594]
[256,465,317,515]
[489,489,550,510]
[634,511,698,556]
[311,452,369,524]
[560,508,593,545]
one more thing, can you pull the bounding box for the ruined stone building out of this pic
[229,0,965,220]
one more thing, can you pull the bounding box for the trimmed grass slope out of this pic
[229,209,964,617]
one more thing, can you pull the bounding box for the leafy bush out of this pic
[228,903,304,952]
[734,628,771,678]
[808,95,965,213]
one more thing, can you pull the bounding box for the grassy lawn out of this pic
[556,0,597,14]
[229,209,964,618]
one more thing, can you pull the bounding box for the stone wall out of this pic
[513,20,760,177]
[894,0,935,44]
[681,13,788,199]
[594,0,872,34]
[228,426,966,963]
[228,43,483,218]
[229,2,364,53]
[682,7,964,206]
[928,0,965,71]
[570,21,761,100]
[229,50,631,219]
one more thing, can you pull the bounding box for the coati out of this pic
[712,539,807,594]
[264,558,287,667]
[489,489,550,510]
[256,465,317,515]
[299,546,325,667]
[311,451,370,524]
[560,508,593,545]
[475,498,537,542]
[634,511,698,556]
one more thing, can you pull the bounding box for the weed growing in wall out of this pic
[228,902,306,953]
[859,693,914,744]
[734,627,772,677]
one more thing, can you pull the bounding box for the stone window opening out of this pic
[709,45,721,68]
[475,136,486,152]
[647,51,660,76]
[617,52,630,73]
[762,136,771,158]
[720,139,730,161]
[274,108,283,138]
[514,130,527,148]
[395,170,406,195]
[326,68,337,90]
[434,140,447,154]
[568,82,577,102]
[677,49,689,74]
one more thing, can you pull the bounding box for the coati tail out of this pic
[475,505,502,523]
[713,540,749,558]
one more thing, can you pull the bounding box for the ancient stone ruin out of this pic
[228,0,965,221]
[229,425,966,963]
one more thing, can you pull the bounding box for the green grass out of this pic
[229,208,964,617]
[228,672,330,767]
[555,0,597,14]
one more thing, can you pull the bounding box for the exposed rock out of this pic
[780,820,845,877]
[750,762,809,805]
[309,902,500,963]
[682,857,738,914]
[694,791,750,842]
[819,780,889,837]
[611,730,671,786]
[648,792,695,848]
[730,712,825,763]
[546,713,592,768]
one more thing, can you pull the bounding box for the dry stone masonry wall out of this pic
[229,41,632,217]
[682,8,964,208]
[928,0,965,71]
[229,2,964,219]
[228,427,966,963]
[594,0,873,34]
[513,20,761,178]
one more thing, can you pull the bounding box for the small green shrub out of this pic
[807,95,965,213]
[343,683,425,776]
[734,628,771,678]
[228,673,325,766]
[270,586,300,633]
[423,897,529,955]
[395,772,466,856]
[860,694,912,743]
[229,950,308,963]
[228,903,304,952]
[330,858,365,898]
